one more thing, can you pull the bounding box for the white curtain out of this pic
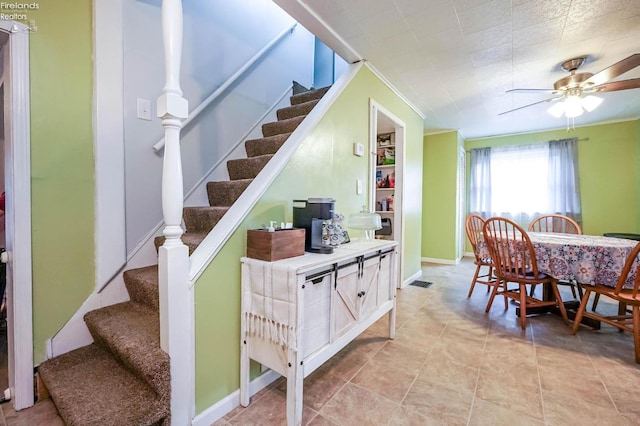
[469,147,491,217]
[548,138,582,224]
[468,138,581,228]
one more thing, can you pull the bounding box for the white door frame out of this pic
[369,99,405,288]
[0,20,33,410]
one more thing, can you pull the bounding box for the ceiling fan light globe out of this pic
[582,95,603,112]
[565,96,584,117]
[547,101,566,118]
[565,106,584,117]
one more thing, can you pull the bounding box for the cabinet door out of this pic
[377,251,393,303]
[359,256,380,319]
[302,272,332,358]
[332,263,359,339]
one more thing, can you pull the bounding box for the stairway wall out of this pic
[191,64,426,419]
[29,0,96,365]
[123,0,315,255]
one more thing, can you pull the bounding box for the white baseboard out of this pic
[191,369,280,426]
[401,270,422,289]
[421,257,460,265]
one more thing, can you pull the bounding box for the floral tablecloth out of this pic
[477,232,640,289]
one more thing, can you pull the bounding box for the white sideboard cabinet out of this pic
[240,239,398,426]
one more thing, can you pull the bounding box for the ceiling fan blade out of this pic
[583,53,640,87]
[506,88,557,94]
[498,96,562,115]
[589,78,640,93]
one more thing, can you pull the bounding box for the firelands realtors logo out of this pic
[0,2,38,21]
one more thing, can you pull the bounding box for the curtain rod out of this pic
[465,137,590,152]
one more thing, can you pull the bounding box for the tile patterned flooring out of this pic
[3,258,640,425]
[215,259,640,426]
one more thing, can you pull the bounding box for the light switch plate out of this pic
[137,98,152,121]
[356,179,363,194]
[353,142,364,156]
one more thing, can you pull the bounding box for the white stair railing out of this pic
[157,0,193,424]
[153,22,297,152]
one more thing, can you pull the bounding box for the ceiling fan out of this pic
[499,53,640,117]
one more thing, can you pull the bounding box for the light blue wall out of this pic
[313,37,334,88]
[122,0,315,252]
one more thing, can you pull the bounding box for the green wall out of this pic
[192,65,424,412]
[29,1,95,362]
[465,120,640,237]
[422,131,460,260]
[636,121,640,228]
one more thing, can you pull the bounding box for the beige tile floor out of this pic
[215,259,640,426]
[3,258,640,425]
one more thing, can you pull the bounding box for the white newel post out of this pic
[157,0,193,424]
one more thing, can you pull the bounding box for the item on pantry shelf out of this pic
[389,172,395,188]
[378,133,393,147]
[376,170,383,187]
[381,197,388,211]
[387,196,394,211]
[377,148,385,165]
[384,147,395,165]
[380,174,388,188]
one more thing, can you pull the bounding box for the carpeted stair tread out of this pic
[84,302,169,400]
[262,116,305,137]
[183,206,228,233]
[290,86,330,105]
[206,179,253,207]
[123,265,160,311]
[38,343,167,426]
[245,133,291,157]
[227,155,273,180]
[276,99,319,121]
[154,231,207,255]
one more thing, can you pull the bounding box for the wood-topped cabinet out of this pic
[240,240,398,426]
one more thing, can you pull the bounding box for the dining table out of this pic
[527,232,640,289]
[477,232,640,287]
[476,232,640,326]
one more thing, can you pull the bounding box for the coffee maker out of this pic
[293,198,335,254]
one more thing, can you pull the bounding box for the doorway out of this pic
[369,99,405,288]
[0,35,7,401]
[0,20,34,410]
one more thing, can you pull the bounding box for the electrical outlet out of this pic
[137,98,152,121]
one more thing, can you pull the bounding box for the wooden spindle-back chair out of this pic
[483,217,569,330]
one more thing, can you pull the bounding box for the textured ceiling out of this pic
[276,0,640,138]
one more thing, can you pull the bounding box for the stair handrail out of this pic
[153,23,297,152]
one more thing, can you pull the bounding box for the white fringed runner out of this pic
[243,260,298,351]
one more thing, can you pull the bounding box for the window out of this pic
[469,138,581,227]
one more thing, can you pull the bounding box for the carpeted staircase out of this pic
[37,85,330,425]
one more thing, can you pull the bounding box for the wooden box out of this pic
[246,228,305,262]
